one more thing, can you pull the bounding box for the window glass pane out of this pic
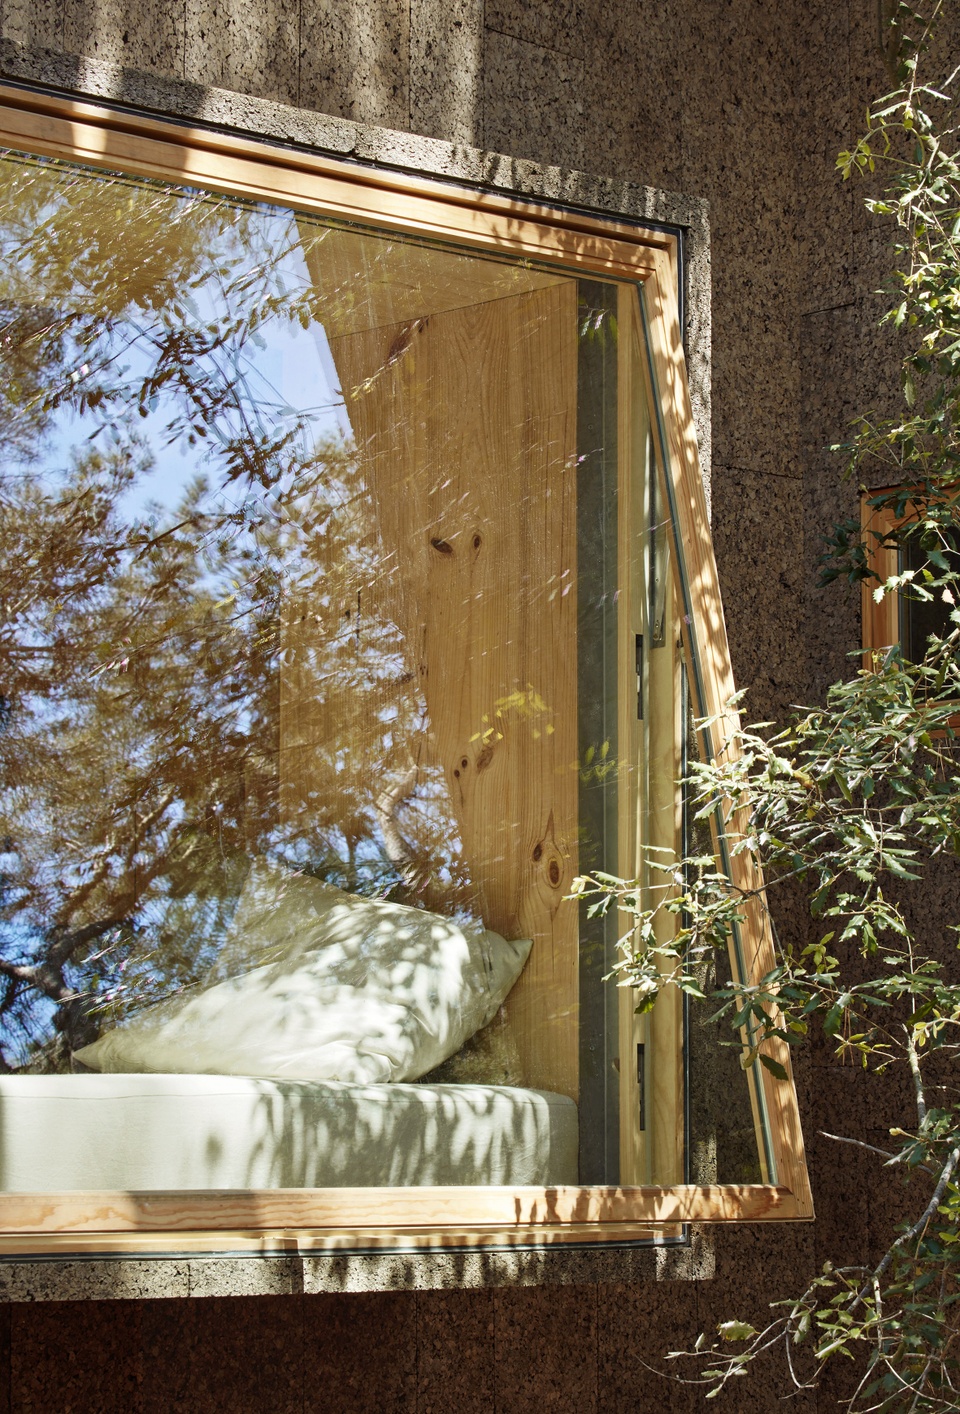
[0,145,767,1201]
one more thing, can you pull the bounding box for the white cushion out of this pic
[75,863,532,1084]
[0,1074,579,1190]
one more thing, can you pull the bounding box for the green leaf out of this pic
[718,1321,758,1343]
[758,1052,789,1082]
[824,1001,845,1037]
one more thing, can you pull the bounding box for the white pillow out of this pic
[75,863,532,1084]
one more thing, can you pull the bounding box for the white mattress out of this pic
[0,1074,579,1190]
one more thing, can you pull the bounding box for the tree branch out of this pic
[852,1142,960,1312]
[905,1023,928,1128]
[818,1130,931,1172]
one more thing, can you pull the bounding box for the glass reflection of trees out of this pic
[0,153,469,1070]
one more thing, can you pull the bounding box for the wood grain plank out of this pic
[319,284,580,1098]
[0,1183,804,1236]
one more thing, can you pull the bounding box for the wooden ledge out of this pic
[0,1184,811,1241]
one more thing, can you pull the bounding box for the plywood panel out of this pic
[276,452,459,896]
[298,221,567,339]
[281,282,580,1098]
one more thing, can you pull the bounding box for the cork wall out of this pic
[0,0,933,1409]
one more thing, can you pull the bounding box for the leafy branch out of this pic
[578,5,960,1406]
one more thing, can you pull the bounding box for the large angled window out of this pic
[0,88,810,1254]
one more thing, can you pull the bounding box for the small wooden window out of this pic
[0,85,810,1256]
[861,490,960,659]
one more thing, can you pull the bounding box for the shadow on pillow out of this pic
[76,861,532,1084]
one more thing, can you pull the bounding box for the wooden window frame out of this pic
[0,83,812,1254]
[861,488,960,656]
[862,491,911,655]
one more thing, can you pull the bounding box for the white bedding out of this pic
[0,1074,579,1190]
[76,865,533,1085]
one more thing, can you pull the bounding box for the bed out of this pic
[0,1074,579,1190]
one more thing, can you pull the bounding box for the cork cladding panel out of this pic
[0,0,946,1410]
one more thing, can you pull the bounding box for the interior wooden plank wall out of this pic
[280,280,581,1101]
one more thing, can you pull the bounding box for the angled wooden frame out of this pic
[0,84,812,1253]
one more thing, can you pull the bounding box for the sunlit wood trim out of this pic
[0,1184,803,1241]
[0,84,674,287]
[0,1223,695,1257]
[0,1226,688,1257]
[638,258,814,1219]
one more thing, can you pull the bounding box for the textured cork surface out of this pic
[0,1235,712,1302]
[0,0,943,1407]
